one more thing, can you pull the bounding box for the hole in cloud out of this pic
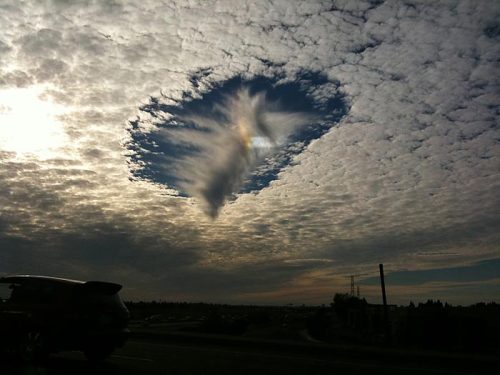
[127,71,347,217]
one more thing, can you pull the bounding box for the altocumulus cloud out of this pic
[0,0,499,304]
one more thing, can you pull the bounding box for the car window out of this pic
[0,283,13,302]
[9,281,74,304]
[9,282,40,303]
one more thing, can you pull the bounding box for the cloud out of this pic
[0,0,499,304]
[174,88,314,216]
[126,71,347,214]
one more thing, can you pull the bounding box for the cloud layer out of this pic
[0,0,499,304]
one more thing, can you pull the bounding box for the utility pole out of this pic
[350,275,355,295]
[356,285,360,298]
[379,264,387,307]
[379,263,391,344]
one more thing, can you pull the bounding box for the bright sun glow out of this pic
[0,85,67,158]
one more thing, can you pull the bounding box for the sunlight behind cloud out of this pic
[0,85,68,158]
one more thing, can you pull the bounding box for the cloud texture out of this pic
[0,0,499,304]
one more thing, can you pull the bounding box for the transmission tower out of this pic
[347,274,365,296]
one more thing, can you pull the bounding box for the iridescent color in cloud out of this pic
[172,87,312,217]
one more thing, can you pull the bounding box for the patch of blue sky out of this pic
[127,70,348,195]
[361,259,500,286]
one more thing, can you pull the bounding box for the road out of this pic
[1,337,495,375]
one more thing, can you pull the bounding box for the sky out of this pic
[0,0,499,306]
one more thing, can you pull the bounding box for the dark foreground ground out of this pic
[2,333,498,375]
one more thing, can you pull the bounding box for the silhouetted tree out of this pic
[332,293,368,325]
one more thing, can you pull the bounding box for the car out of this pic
[0,275,129,362]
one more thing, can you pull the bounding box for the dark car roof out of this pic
[0,275,86,285]
[0,275,122,294]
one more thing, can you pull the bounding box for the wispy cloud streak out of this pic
[160,88,314,217]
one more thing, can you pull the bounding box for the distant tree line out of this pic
[125,297,500,352]
[328,293,500,351]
